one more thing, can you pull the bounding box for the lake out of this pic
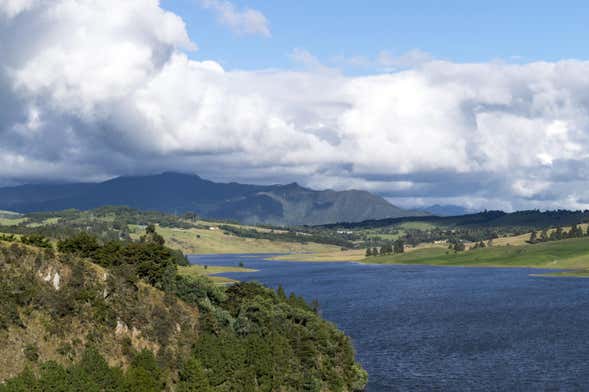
[188,254,589,391]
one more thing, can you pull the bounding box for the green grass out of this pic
[358,221,441,241]
[536,271,589,278]
[130,225,340,255]
[366,237,589,272]
[270,249,366,262]
[0,217,27,226]
[397,221,439,230]
[178,264,257,284]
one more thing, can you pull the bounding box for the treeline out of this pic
[26,206,196,229]
[365,239,404,257]
[528,224,588,244]
[0,348,202,392]
[219,225,355,248]
[0,233,52,248]
[324,209,589,231]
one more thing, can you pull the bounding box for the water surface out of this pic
[189,254,589,391]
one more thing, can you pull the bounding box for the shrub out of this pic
[23,344,39,362]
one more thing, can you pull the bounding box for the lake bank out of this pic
[271,237,589,276]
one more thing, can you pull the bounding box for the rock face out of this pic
[0,244,199,382]
[0,172,427,225]
[40,267,61,290]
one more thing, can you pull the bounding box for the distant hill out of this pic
[418,204,478,216]
[0,172,426,226]
[323,209,589,230]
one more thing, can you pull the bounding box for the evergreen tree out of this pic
[277,285,287,301]
[453,242,465,252]
[529,231,537,244]
[539,229,548,242]
[365,248,372,257]
[178,358,211,392]
[393,239,404,254]
[372,247,378,256]
[555,227,563,240]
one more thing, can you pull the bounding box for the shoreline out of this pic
[268,250,589,278]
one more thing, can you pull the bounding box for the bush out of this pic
[23,344,39,362]
[20,234,52,249]
[57,233,100,258]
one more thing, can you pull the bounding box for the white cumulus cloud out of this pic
[2,1,589,211]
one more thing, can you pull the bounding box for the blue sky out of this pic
[163,0,589,72]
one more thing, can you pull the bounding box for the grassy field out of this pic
[130,224,341,255]
[178,264,257,284]
[365,237,589,273]
[271,249,366,262]
[271,242,450,262]
[0,216,27,226]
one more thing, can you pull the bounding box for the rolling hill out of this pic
[323,209,589,230]
[0,172,426,226]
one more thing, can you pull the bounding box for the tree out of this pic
[380,243,392,255]
[124,350,164,392]
[177,358,211,392]
[453,242,465,252]
[277,285,286,301]
[552,227,563,241]
[571,224,583,238]
[539,229,548,242]
[365,248,372,257]
[393,239,404,254]
[372,247,378,256]
[58,232,100,258]
[140,226,165,246]
[529,231,537,244]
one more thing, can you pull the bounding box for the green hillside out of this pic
[0,206,345,255]
[366,236,589,274]
[0,231,367,391]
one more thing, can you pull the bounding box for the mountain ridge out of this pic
[0,172,427,226]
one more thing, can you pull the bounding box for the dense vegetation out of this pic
[0,206,357,249]
[528,224,588,244]
[219,224,354,248]
[0,226,367,391]
[325,209,589,230]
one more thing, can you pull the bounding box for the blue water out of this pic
[189,254,589,391]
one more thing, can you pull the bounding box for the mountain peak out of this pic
[0,174,421,226]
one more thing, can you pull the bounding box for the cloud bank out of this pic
[1,0,589,210]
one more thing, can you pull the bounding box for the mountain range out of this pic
[0,172,426,226]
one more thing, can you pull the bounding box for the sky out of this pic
[2,0,589,211]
